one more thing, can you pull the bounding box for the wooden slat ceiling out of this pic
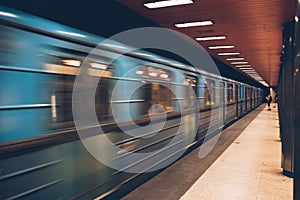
[118,0,295,87]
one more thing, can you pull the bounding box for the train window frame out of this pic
[204,78,215,106]
[227,83,234,103]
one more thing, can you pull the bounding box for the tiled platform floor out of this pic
[180,104,293,200]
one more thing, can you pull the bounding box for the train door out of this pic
[183,74,198,142]
[235,84,239,117]
[245,87,248,111]
[240,85,244,115]
[220,81,225,127]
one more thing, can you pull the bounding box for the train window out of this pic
[204,79,215,106]
[41,46,115,129]
[184,75,197,95]
[132,82,174,117]
[134,65,173,81]
[184,75,198,110]
[227,83,234,102]
[240,86,244,100]
[247,87,250,99]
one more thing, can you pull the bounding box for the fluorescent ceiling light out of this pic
[144,0,193,9]
[57,30,86,38]
[231,61,249,64]
[217,52,240,56]
[175,20,213,28]
[226,58,245,61]
[0,11,19,18]
[240,68,254,70]
[208,45,234,49]
[195,36,226,41]
[235,65,251,67]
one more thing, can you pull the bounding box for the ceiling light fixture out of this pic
[234,65,251,67]
[208,45,234,49]
[226,58,245,61]
[175,20,213,28]
[217,52,240,56]
[231,61,249,64]
[195,36,226,41]
[240,68,254,70]
[144,0,193,9]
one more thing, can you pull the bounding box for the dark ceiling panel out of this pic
[118,0,295,86]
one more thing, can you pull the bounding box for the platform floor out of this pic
[122,104,293,200]
[180,103,293,200]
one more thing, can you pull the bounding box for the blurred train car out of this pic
[0,6,263,199]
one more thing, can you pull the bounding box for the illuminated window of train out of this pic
[197,77,205,107]
[126,66,175,118]
[227,83,234,102]
[183,75,198,109]
[204,79,215,106]
[247,87,251,100]
[129,82,174,118]
[135,65,172,81]
[184,75,197,95]
[40,46,86,75]
[41,46,115,129]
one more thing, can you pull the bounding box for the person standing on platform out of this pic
[266,94,272,111]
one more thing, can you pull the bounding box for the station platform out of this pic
[122,104,293,200]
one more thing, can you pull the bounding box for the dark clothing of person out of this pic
[267,95,272,107]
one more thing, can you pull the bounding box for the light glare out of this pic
[0,11,19,18]
[57,31,86,38]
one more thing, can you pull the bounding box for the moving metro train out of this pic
[0,6,263,199]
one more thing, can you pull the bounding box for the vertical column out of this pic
[294,3,300,199]
[280,22,294,177]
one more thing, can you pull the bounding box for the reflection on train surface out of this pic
[0,6,263,200]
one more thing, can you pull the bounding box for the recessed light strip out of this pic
[231,61,248,64]
[218,52,240,56]
[209,45,234,49]
[195,36,226,41]
[175,20,213,28]
[144,0,193,9]
[240,68,254,70]
[226,58,245,61]
[235,65,251,67]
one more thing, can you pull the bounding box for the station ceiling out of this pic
[118,0,295,87]
[0,0,295,87]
